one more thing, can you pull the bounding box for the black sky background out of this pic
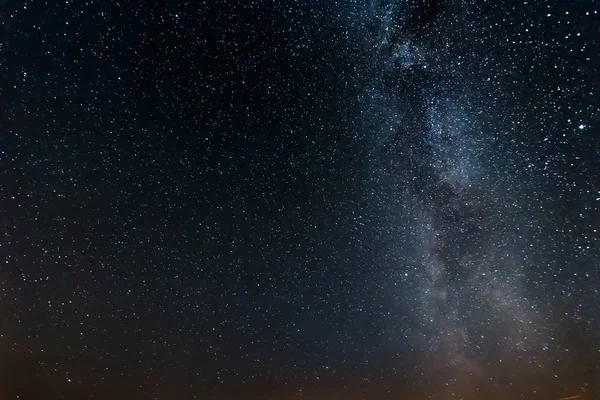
[1,1,599,399]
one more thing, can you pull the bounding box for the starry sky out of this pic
[1,0,599,399]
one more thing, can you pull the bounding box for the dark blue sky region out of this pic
[1,1,598,399]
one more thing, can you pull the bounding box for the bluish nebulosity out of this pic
[350,0,551,390]
[343,0,599,396]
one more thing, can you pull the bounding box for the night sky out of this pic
[1,0,599,399]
